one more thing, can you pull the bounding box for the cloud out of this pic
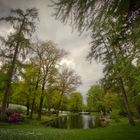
[0,0,104,102]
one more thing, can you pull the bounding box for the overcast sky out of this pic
[0,0,104,102]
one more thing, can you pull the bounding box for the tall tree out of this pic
[87,29,136,126]
[29,61,42,119]
[0,8,38,120]
[36,41,66,120]
[55,66,81,115]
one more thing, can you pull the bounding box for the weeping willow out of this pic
[51,0,140,32]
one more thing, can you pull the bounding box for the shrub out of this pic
[7,112,24,123]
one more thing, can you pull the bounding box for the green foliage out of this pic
[87,84,104,112]
[61,95,69,111]
[51,0,132,32]
[0,70,7,92]
[87,84,121,116]
[0,8,39,120]
[11,82,32,105]
[133,93,140,106]
[69,92,83,112]
[104,92,120,110]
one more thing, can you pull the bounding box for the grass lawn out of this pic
[0,118,140,140]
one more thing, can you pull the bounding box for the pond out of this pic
[45,113,102,129]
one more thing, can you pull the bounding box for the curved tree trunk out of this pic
[118,78,135,126]
[111,45,135,126]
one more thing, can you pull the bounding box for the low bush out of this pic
[6,111,24,123]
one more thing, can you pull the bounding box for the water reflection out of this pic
[46,113,101,129]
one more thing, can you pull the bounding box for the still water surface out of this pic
[47,113,101,129]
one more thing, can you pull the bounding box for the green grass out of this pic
[0,119,140,140]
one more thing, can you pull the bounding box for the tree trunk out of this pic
[26,99,30,116]
[0,17,25,121]
[46,93,51,115]
[30,77,39,119]
[118,78,135,126]
[0,44,19,121]
[30,94,36,119]
[37,76,46,120]
[56,92,63,116]
[111,45,135,126]
[37,95,44,120]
